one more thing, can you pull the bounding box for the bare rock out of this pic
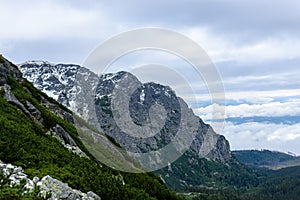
[53,124,76,146]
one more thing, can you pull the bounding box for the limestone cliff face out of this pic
[95,71,231,162]
[19,61,231,163]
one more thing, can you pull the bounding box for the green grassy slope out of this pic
[0,56,179,200]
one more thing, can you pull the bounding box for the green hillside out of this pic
[241,165,300,200]
[0,55,179,199]
[156,150,263,191]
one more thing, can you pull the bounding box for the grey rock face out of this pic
[41,96,75,125]
[38,175,101,200]
[0,84,32,117]
[53,124,77,146]
[26,100,42,120]
[19,61,80,106]
[95,72,181,153]
[48,124,88,158]
[0,63,8,85]
[94,71,231,161]
[0,55,22,86]
[18,62,231,162]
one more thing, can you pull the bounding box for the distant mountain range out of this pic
[233,149,300,170]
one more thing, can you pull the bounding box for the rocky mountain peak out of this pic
[18,61,231,164]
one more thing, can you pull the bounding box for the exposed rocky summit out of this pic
[18,61,232,189]
[18,60,80,106]
[19,61,231,163]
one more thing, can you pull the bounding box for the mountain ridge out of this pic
[233,149,300,170]
[18,61,239,190]
[18,61,231,163]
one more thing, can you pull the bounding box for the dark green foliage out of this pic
[243,166,300,200]
[179,187,241,200]
[156,151,264,191]
[178,157,300,200]
[0,89,4,97]
[122,172,179,200]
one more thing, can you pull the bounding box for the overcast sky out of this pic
[1,0,300,154]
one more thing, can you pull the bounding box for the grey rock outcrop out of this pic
[0,160,101,200]
[26,100,42,120]
[0,84,32,118]
[53,124,76,146]
[0,55,22,86]
[38,175,101,200]
[41,96,75,125]
[48,124,88,158]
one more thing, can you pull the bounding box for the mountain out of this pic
[5,56,300,199]
[233,149,300,170]
[19,61,231,160]
[0,55,179,199]
[18,61,239,188]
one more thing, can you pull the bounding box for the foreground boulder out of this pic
[0,160,101,200]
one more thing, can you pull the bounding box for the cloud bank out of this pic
[1,0,299,154]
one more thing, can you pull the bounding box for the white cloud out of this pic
[187,89,300,104]
[0,0,114,40]
[195,100,300,120]
[184,28,300,64]
[221,121,300,155]
[236,37,300,63]
[224,89,300,103]
[190,89,300,122]
[2,0,300,65]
